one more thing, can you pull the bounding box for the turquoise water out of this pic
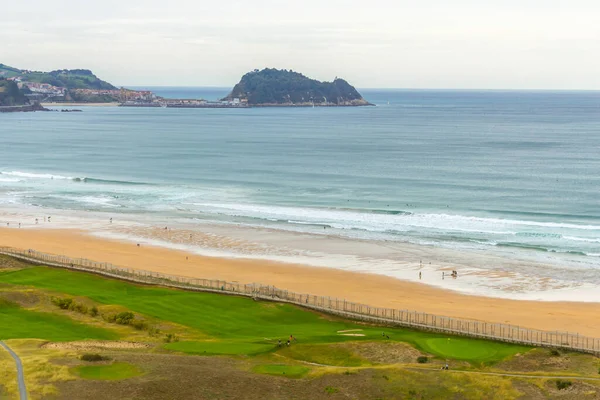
[1,89,600,267]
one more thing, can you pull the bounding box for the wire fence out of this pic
[1,246,599,355]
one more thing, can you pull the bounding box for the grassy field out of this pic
[0,299,116,341]
[251,364,310,378]
[72,362,143,380]
[0,266,529,363]
[0,257,599,399]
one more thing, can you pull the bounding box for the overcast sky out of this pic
[2,0,599,89]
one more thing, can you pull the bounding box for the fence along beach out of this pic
[1,227,600,337]
[1,245,599,355]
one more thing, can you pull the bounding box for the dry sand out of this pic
[1,227,600,337]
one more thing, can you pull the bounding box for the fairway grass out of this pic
[0,300,117,341]
[0,266,529,364]
[71,362,143,380]
[415,336,530,364]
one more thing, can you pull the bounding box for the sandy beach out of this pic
[1,227,600,337]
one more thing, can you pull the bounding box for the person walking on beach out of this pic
[419,271,422,280]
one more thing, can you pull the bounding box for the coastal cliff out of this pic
[222,68,372,106]
[0,79,27,106]
[0,78,48,112]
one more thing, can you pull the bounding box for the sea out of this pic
[1,88,600,301]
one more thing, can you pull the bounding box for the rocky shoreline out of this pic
[0,103,49,113]
[250,100,375,107]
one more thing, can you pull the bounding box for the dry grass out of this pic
[496,348,600,376]
[5,339,79,398]
[333,340,425,365]
[0,345,18,398]
[0,255,32,270]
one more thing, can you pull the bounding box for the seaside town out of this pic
[4,74,247,108]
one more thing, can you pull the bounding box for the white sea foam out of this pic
[564,236,600,243]
[189,202,600,236]
[49,194,120,208]
[1,171,74,180]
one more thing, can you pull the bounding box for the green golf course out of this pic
[1,256,598,400]
[0,265,528,363]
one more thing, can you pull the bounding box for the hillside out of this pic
[23,69,116,90]
[0,63,116,90]
[222,68,371,106]
[0,63,22,79]
[0,79,28,106]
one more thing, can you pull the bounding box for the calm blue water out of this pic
[1,89,600,266]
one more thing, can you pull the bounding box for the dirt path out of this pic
[0,341,27,400]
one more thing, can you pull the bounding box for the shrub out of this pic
[52,297,73,310]
[51,297,92,315]
[416,356,428,364]
[147,326,161,336]
[555,380,572,390]
[104,313,117,323]
[89,306,99,317]
[72,303,88,314]
[80,353,108,362]
[164,333,179,343]
[131,320,148,331]
[115,312,135,325]
[550,349,561,356]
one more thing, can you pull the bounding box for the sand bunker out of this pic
[339,333,366,337]
[42,340,151,350]
[337,329,363,333]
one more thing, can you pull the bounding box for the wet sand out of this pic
[1,227,600,337]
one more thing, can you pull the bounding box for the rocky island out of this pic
[222,68,372,106]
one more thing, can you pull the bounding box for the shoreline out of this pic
[41,102,120,107]
[0,207,596,302]
[1,227,600,337]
